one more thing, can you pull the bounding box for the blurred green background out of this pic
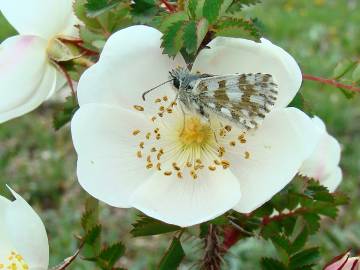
[0,0,359,269]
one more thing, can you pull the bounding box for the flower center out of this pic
[179,117,212,146]
[0,251,29,270]
[132,96,251,180]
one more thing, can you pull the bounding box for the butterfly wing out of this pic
[192,73,278,129]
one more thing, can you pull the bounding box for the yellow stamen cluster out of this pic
[131,96,252,180]
[0,251,29,270]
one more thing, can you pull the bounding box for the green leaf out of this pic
[85,0,121,17]
[271,235,291,263]
[352,63,360,82]
[131,0,158,23]
[98,243,125,268]
[333,193,349,206]
[226,0,262,13]
[161,21,185,57]
[203,0,224,24]
[261,257,287,270]
[305,181,334,202]
[271,235,291,253]
[73,0,101,28]
[183,20,197,54]
[187,0,198,19]
[196,18,209,48]
[0,12,17,42]
[214,17,261,41]
[79,26,105,52]
[53,96,79,131]
[158,238,185,270]
[333,59,357,79]
[288,92,305,111]
[290,227,308,254]
[84,224,102,245]
[289,247,320,269]
[131,215,181,237]
[282,216,297,236]
[156,12,189,32]
[302,213,320,234]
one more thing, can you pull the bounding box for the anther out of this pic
[146,163,153,169]
[146,132,151,139]
[155,98,161,103]
[139,142,145,149]
[159,106,165,111]
[186,161,192,167]
[151,116,156,122]
[166,108,173,113]
[190,170,198,179]
[172,162,180,171]
[133,105,144,111]
[177,172,183,178]
[156,133,161,140]
[208,165,216,171]
[244,151,250,159]
[158,112,164,117]
[214,160,221,165]
[195,159,202,164]
[171,101,177,107]
[218,146,225,157]
[136,151,142,158]
[194,164,204,170]
[221,160,230,169]
[132,130,141,136]
[156,163,162,170]
[151,147,157,152]
[154,128,160,134]
[163,96,168,101]
[147,155,151,163]
[164,171,172,176]
[230,141,236,147]
[224,125,232,132]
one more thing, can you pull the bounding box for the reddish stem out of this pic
[222,226,241,252]
[302,74,360,93]
[57,63,77,99]
[160,0,176,12]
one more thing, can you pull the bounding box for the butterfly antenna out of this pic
[142,79,173,101]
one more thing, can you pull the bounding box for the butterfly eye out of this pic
[173,78,180,89]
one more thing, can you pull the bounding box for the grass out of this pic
[0,0,359,269]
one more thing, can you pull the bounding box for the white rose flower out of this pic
[0,187,49,270]
[0,0,78,123]
[299,116,342,191]
[71,25,320,227]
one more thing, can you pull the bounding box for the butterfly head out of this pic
[169,67,191,90]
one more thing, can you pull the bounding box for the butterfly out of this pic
[143,67,278,130]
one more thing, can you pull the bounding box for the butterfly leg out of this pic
[179,102,186,136]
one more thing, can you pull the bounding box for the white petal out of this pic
[0,35,57,123]
[71,104,153,207]
[130,169,241,227]
[319,166,342,192]
[192,37,302,109]
[77,157,152,208]
[0,0,75,39]
[0,196,13,258]
[299,117,341,185]
[5,188,49,269]
[71,103,150,157]
[77,25,185,110]
[231,108,318,213]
